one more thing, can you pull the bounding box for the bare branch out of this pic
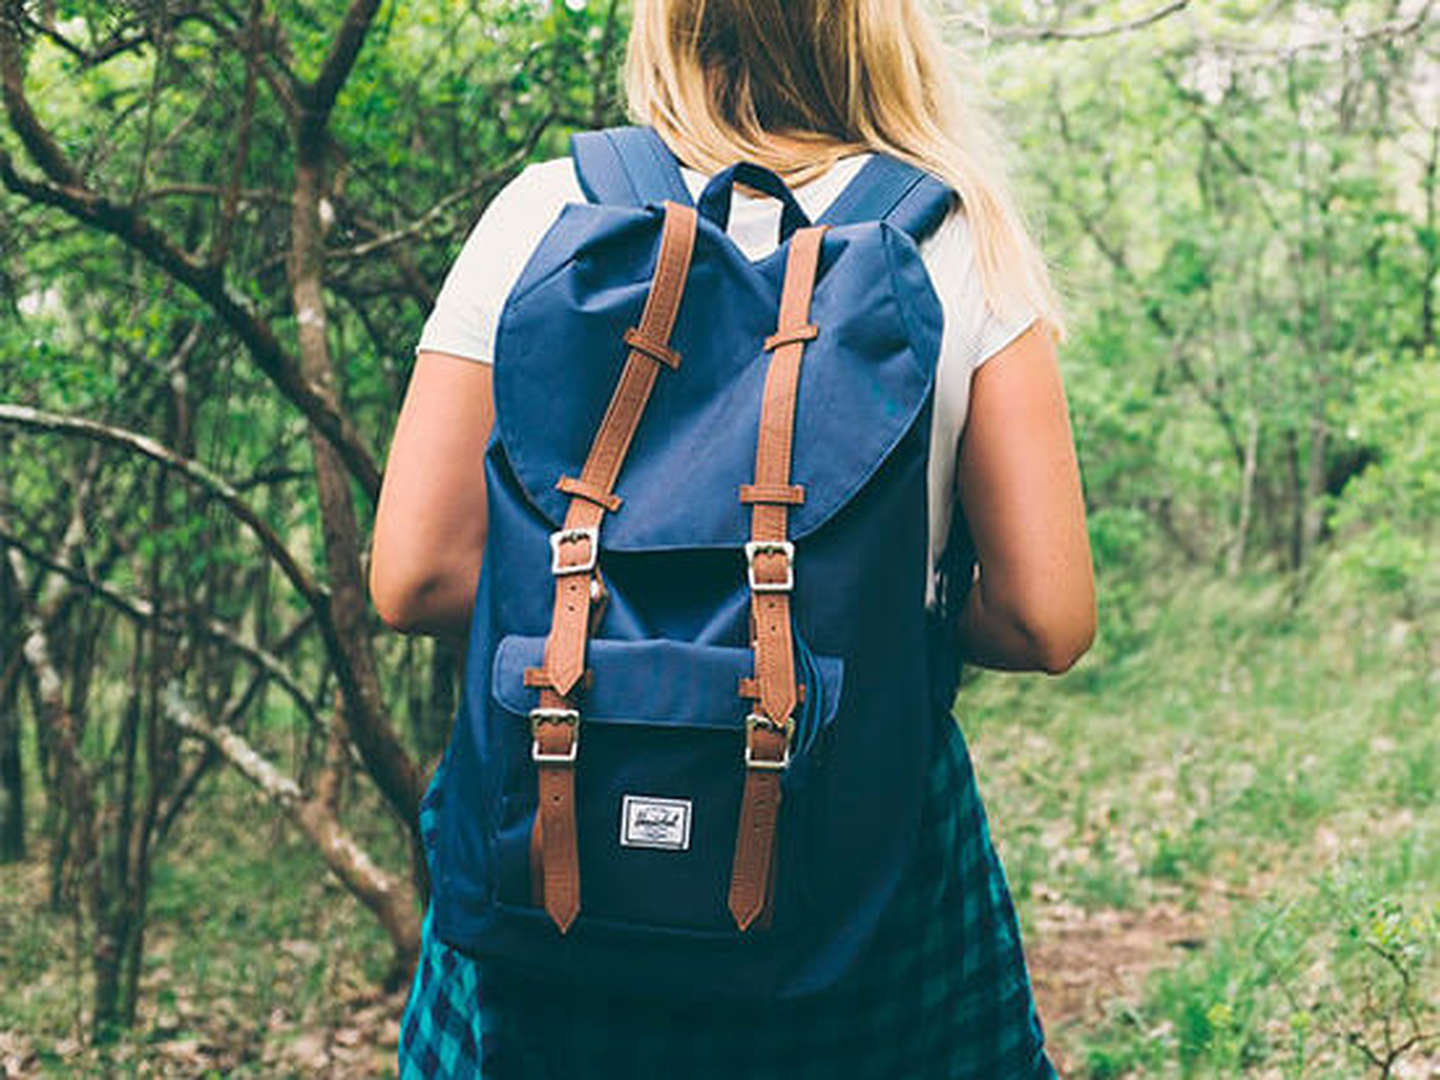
[168,686,305,806]
[166,685,421,981]
[0,523,318,722]
[309,0,384,120]
[0,404,326,613]
[952,0,1191,43]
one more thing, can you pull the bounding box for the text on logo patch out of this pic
[620,795,692,851]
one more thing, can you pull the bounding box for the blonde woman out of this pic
[373,0,1094,1074]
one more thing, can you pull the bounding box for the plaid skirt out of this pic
[399,714,1058,1079]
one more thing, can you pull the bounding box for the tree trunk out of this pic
[0,664,23,862]
[1228,411,1260,577]
[1300,415,1329,569]
[288,112,421,828]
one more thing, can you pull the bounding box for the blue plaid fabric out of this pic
[400,716,1057,1079]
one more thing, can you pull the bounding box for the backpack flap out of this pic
[492,204,943,552]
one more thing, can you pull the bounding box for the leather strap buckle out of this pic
[549,527,598,575]
[744,712,793,771]
[744,540,794,592]
[530,707,580,763]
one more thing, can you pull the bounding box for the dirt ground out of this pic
[1026,899,1212,1074]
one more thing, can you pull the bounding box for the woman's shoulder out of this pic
[920,202,1038,367]
[485,155,585,225]
[916,199,978,268]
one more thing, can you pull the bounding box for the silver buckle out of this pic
[744,711,792,771]
[744,540,794,593]
[530,707,580,763]
[550,527,598,575]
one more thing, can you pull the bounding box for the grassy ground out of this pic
[963,559,1439,1077]
[1,560,1436,1077]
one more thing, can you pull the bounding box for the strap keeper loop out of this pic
[556,475,623,512]
[524,666,594,692]
[739,482,805,506]
[738,677,806,704]
[763,324,818,352]
[624,326,681,369]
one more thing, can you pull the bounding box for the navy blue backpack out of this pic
[427,125,974,1002]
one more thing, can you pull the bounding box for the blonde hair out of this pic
[623,0,1065,338]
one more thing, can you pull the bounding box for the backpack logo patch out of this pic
[620,795,692,851]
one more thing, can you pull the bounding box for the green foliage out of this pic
[1328,351,1440,616]
[982,0,1437,580]
[1080,842,1440,1077]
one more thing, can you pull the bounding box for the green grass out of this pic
[1077,834,1439,1078]
[959,555,1440,1076]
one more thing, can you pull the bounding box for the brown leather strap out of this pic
[739,482,805,506]
[728,225,827,931]
[623,326,682,369]
[539,201,698,700]
[738,677,805,703]
[556,474,624,512]
[528,201,699,934]
[763,323,818,351]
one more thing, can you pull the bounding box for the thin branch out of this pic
[0,524,317,722]
[327,115,554,262]
[137,183,291,207]
[309,0,384,120]
[953,0,1191,42]
[0,404,326,613]
[1212,0,1437,56]
[0,24,381,500]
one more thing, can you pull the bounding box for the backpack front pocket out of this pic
[486,633,843,935]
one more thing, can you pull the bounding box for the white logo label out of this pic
[620,795,692,851]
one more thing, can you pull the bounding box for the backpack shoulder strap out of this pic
[570,125,695,208]
[817,153,957,241]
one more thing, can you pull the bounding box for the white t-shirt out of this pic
[415,153,1034,607]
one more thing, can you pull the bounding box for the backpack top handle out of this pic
[572,125,958,242]
[696,161,813,244]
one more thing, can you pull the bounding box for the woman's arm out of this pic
[369,351,495,638]
[953,322,1096,674]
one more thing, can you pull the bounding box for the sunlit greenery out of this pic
[2,1,1435,1075]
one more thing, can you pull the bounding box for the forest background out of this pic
[0,0,1436,1076]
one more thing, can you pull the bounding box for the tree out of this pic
[0,0,623,1036]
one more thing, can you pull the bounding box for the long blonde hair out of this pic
[623,0,1064,337]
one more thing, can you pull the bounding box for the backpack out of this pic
[426,124,974,1002]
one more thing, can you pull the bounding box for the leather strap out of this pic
[728,225,827,931]
[739,482,805,506]
[529,201,699,933]
[738,677,805,703]
[555,475,623,512]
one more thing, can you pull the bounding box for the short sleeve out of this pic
[414,158,580,365]
[919,205,1039,601]
[921,207,1038,377]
